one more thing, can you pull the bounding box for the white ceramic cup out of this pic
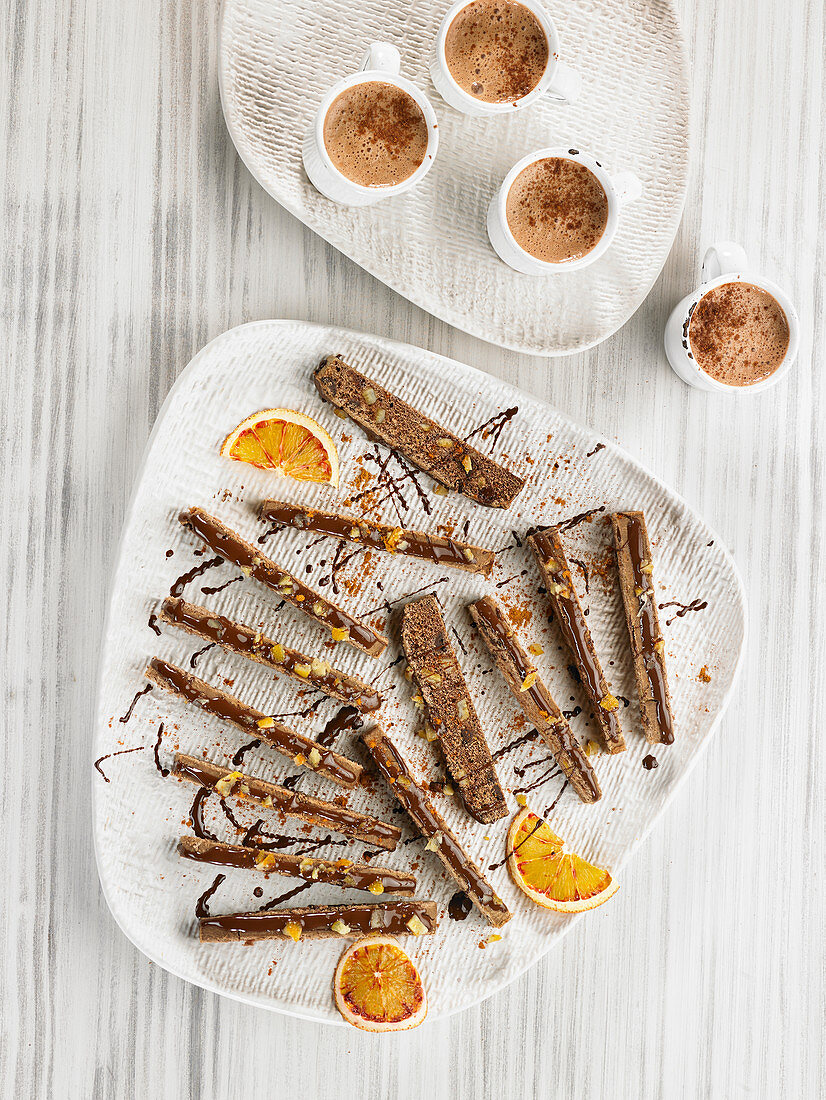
[430,0,581,116]
[302,43,439,207]
[663,242,800,393]
[486,147,642,275]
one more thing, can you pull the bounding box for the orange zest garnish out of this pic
[220,408,339,487]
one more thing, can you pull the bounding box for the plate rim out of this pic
[216,0,693,358]
[93,319,747,1024]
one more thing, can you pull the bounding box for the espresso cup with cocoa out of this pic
[431,0,581,117]
[487,147,642,274]
[303,43,439,207]
[664,243,800,393]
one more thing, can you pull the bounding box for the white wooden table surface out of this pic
[2,0,824,1096]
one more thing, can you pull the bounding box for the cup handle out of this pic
[360,42,401,75]
[544,60,581,104]
[701,241,749,281]
[612,171,643,206]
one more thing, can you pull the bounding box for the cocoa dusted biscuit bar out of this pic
[178,507,387,658]
[171,753,401,850]
[178,836,416,896]
[159,597,381,712]
[527,526,625,754]
[401,596,507,824]
[199,900,438,943]
[146,657,362,788]
[468,596,601,803]
[610,511,675,745]
[313,355,525,509]
[362,725,510,927]
[260,499,496,576]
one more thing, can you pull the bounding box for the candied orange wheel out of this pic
[220,408,339,487]
[334,936,427,1032]
[506,807,619,913]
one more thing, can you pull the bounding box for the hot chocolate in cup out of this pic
[487,147,642,275]
[303,44,439,207]
[664,242,800,393]
[430,0,581,117]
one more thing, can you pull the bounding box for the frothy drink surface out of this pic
[323,82,428,188]
[688,282,790,386]
[505,158,609,263]
[445,0,549,103]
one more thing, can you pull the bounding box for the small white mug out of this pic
[430,0,581,117]
[302,43,440,207]
[487,147,642,275]
[663,242,800,392]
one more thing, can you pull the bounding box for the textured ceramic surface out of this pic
[218,0,690,355]
[94,321,745,1023]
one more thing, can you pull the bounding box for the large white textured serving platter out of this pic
[94,320,745,1024]
[218,0,690,356]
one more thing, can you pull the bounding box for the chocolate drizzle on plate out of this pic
[195,874,225,918]
[169,555,222,597]
[94,746,145,782]
[152,723,169,777]
[660,598,709,626]
[448,891,473,921]
[318,705,363,748]
[118,684,153,724]
[190,786,219,842]
[231,739,262,767]
[642,754,659,770]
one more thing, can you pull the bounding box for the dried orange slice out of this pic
[220,409,339,487]
[334,936,427,1032]
[507,806,619,912]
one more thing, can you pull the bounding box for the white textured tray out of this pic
[218,0,690,356]
[94,320,745,1024]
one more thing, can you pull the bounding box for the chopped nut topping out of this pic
[342,874,356,887]
[254,851,277,870]
[424,831,443,851]
[425,727,438,743]
[299,859,314,872]
[543,557,558,571]
[362,387,377,405]
[311,657,330,677]
[406,915,428,935]
[433,485,448,496]
[256,716,275,729]
[261,795,273,808]
[312,601,325,616]
[294,663,311,678]
[374,408,386,424]
[477,477,487,487]
[443,783,455,797]
[457,698,470,721]
[367,881,385,895]
[527,643,544,656]
[330,626,349,642]
[420,422,432,432]
[270,643,285,663]
[213,771,242,797]
[308,747,322,769]
[412,694,424,708]
[369,909,383,929]
[331,919,351,935]
[283,921,302,942]
[461,455,472,473]
[436,437,453,448]
[600,693,620,712]
[462,548,475,562]
[654,639,665,654]
[333,406,348,419]
[584,739,599,756]
[423,672,442,685]
[396,539,408,551]
[520,671,538,692]
[548,582,569,597]
[640,559,654,574]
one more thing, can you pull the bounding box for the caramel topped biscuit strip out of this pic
[401,596,506,823]
[260,499,496,576]
[313,355,525,509]
[178,836,416,895]
[469,596,601,803]
[159,597,381,712]
[528,527,625,754]
[172,753,400,850]
[362,725,511,927]
[610,512,675,744]
[199,901,437,943]
[178,507,387,658]
[146,658,362,788]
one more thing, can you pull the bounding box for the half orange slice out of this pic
[220,408,339,488]
[334,936,427,1032]
[507,807,619,912]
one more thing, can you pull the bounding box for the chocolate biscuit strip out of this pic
[362,725,511,927]
[199,901,437,943]
[172,753,400,850]
[401,596,507,823]
[313,355,525,509]
[610,512,675,744]
[179,836,416,895]
[260,499,496,576]
[528,527,625,753]
[178,507,387,658]
[159,597,381,712]
[146,658,362,788]
[468,596,601,803]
